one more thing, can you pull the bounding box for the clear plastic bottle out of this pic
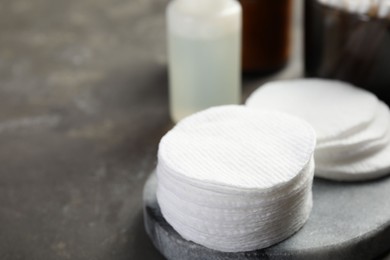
[167,0,242,122]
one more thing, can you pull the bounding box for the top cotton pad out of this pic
[245,79,378,142]
[158,105,316,190]
[156,105,317,252]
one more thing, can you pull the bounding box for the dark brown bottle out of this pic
[240,0,292,74]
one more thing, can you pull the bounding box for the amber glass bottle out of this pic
[239,0,292,74]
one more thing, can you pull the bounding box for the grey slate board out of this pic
[143,172,390,260]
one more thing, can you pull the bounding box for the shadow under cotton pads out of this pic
[156,105,316,252]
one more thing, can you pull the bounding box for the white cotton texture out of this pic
[317,0,390,18]
[316,101,390,160]
[246,79,390,181]
[315,139,390,180]
[156,106,316,252]
[246,79,378,142]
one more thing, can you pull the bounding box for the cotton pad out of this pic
[245,79,378,142]
[315,130,390,181]
[246,78,390,181]
[158,106,316,189]
[316,102,390,160]
[156,105,316,252]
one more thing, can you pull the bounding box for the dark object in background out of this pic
[240,0,292,74]
[305,0,390,104]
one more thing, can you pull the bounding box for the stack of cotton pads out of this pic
[246,79,390,181]
[156,106,316,252]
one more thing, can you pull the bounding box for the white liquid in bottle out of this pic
[167,0,242,122]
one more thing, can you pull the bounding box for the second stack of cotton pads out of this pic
[246,79,390,181]
[156,106,316,252]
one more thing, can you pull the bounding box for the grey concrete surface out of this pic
[0,0,171,259]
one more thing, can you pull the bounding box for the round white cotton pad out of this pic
[245,79,378,142]
[316,101,390,160]
[156,105,317,252]
[245,78,390,181]
[315,129,390,181]
[158,106,316,190]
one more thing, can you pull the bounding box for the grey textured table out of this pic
[0,0,172,259]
